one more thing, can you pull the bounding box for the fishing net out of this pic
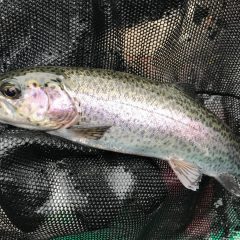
[0,0,239,239]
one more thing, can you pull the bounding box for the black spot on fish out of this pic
[59,84,64,90]
[186,147,192,153]
[50,67,56,71]
[51,78,61,83]
[56,70,63,75]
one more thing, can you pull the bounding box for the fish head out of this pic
[0,69,78,130]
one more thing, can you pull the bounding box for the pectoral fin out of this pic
[169,158,202,191]
[69,125,111,140]
[216,173,240,197]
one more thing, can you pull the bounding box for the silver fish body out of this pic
[0,67,239,195]
[62,69,238,165]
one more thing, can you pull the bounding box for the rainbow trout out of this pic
[0,66,239,196]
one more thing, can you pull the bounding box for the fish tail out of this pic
[216,173,240,197]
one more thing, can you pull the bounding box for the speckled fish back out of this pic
[56,67,240,178]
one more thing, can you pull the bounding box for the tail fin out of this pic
[216,173,240,197]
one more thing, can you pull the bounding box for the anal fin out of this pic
[169,158,202,191]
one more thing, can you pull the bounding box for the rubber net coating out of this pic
[0,0,239,239]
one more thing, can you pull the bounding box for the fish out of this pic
[0,66,239,196]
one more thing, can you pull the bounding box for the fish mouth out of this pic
[0,99,25,128]
[0,98,44,130]
[0,98,19,124]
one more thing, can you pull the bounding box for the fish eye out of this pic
[0,82,21,99]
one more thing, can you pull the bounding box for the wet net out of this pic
[0,0,240,239]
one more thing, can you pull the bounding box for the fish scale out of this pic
[0,66,239,196]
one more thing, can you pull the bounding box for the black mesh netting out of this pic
[0,0,240,239]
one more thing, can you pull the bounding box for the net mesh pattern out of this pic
[0,0,240,239]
